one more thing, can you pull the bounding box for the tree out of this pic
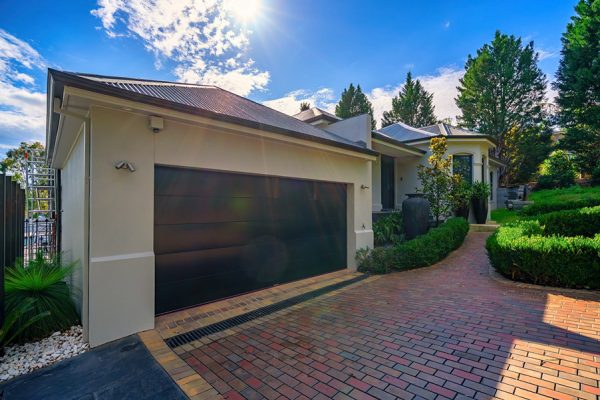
[503,124,553,184]
[455,31,548,184]
[335,83,376,129]
[417,137,456,226]
[381,72,437,128]
[0,142,45,185]
[537,150,577,189]
[299,102,311,112]
[554,0,600,175]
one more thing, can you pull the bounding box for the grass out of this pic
[493,185,600,224]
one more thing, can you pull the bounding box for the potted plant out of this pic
[450,178,472,220]
[471,181,491,224]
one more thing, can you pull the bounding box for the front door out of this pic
[381,155,395,210]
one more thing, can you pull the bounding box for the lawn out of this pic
[491,185,600,224]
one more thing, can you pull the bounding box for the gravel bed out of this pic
[0,326,88,382]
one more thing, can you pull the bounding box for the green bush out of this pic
[520,197,600,216]
[486,220,600,289]
[537,150,577,189]
[4,252,79,342]
[536,206,600,237]
[373,212,403,246]
[358,217,469,274]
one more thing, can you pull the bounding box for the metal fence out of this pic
[24,213,57,261]
[0,173,26,331]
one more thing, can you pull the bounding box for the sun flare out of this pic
[225,0,262,23]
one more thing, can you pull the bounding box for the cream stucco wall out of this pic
[60,128,87,334]
[77,105,373,347]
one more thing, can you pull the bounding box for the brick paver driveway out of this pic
[179,233,600,400]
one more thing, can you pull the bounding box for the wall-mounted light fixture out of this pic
[361,184,370,190]
[115,160,136,172]
[149,116,164,133]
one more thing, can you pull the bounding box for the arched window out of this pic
[452,154,473,183]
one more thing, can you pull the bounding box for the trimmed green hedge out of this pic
[486,220,600,289]
[357,217,469,274]
[520,197,600,216]
[536,206,600,237]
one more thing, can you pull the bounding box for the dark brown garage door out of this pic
[154,166,347,314]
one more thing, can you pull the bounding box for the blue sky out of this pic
[0,0,577,150]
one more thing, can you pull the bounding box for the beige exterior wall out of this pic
[60,128,87,334]
[76,105,373,347]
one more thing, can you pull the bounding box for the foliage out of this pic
[471,181,491,200]
[0,141,45,186]
[536,205,600,237]
[537,150,577,189]
[502,125,552,184]
[299,102,311,112]
[335,83,376,129]
[491,208,521,225]
[554,0,600,175]
[450,178,472,210]
[592,161,600,185]
[455,31,548,184]
[381,72,437,128]
[4,252,79,342]
[486,220,600,289]
[373,212,403,247]
[417,137,455,225]
[522,197,600,216]
[1,298,50,348]
[357,218,469,274]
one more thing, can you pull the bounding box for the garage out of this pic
[154,166,347,314]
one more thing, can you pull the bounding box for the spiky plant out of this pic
[4,252,79,342]
[1,298,50,353]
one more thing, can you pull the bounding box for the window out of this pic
[489,171,494,200]
[453,155,473,183]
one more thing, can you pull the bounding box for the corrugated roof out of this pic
[420,123,480,136]
[377,121,436,142]
[46,70,375,161]
[293,107,341,123]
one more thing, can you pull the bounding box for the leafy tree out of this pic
[455,31,548,184]
[554,0,600,175]
[417,137,456,226]
[0,142,45,185]
[335,83,376,129]
[299,101,311,112]
[537,150,577,189]
[503,125,553,184]
[381,72,437,128]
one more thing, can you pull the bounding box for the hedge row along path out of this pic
[175,232,600,400]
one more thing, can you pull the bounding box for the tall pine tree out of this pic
[455,31,551,184]
[554,0,600,175]
[381,72,437,128]
[299,101,311,112]
[335,83,376,129]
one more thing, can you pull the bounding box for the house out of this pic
[47,70,500,348]
[294,110,504,222]
[46,70,376,347]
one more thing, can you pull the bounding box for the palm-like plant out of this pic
[1,298,50,353]
[4,252,79,342]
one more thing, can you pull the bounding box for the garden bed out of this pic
[0,325,88,382]
[358,217,470,274]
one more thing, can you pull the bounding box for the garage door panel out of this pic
[154,166,347,314]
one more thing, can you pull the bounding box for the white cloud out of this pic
[443,21,451,29]
[263,88,336,116]
[537,49,558,61]
[92,0,270,96]
[0,29,46,143]
[366,66,464,128]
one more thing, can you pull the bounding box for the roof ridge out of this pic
[72,71,218,89]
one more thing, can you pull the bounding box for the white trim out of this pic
[91,251,154,263]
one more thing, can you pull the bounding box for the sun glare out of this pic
[226,0,262,23]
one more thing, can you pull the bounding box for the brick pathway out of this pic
[177,233,600,400]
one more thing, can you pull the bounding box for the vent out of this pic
[165,274,368,348]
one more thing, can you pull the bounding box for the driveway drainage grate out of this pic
[165,274,368,348]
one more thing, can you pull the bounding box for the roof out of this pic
[420,123,482,137]
[293,107,341,124]
[371,131,426,155]
[377,121,436,142]
[46,69,376,162]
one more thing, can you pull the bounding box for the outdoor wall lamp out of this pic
[361,184,370,189]
[115,160,136,172]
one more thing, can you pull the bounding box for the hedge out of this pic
[520,197,600,216]
[357,217,469,274]
[486,220,600,289]
[536,206,600,237]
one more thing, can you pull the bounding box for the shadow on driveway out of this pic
[0,335,186,400]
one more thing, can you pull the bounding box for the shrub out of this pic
[358,217,469,274]
[592,162,600,185]
[536,150,577,189]
[536,206,600,237]
[4,252,79,342]
[1,298,50,350]
[520,197,600,216]
[486,220,600,289]
[373,212,403,246]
